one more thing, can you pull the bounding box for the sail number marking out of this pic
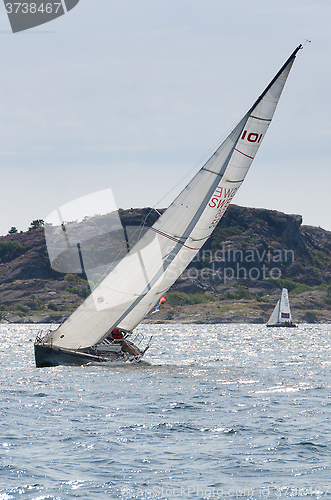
[241,130,263,143]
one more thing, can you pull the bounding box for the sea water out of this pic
[1,323,331,500]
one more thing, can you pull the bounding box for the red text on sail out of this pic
[208,186,238,228]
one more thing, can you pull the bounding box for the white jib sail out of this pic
[267,299,280,326]
[45,46,301,350]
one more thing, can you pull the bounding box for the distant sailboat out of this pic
[35,45,302,367]
[266,288,297,327]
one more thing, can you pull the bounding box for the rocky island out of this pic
[0,205,331,324]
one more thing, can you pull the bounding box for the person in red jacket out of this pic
[108,328,139,356]
[110,328,123,341]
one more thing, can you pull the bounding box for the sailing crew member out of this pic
[109,328,139,356]
[109,328,124,342]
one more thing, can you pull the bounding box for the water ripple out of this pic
[1,324,331,499]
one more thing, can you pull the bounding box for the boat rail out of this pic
[35,333,44,344]
[35,327,58,345]
[142,335,153,354]
[35,330,49,344]
[128,332,144,346]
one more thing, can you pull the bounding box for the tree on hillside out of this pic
[0,240,27,263]
[29,219,44,231]
[8,227,18,234]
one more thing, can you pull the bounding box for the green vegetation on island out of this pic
[0,205,330,324]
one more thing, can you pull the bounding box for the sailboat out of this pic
[35,45,302,367]
[266,288,297,327]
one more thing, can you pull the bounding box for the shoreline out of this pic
[2,290,330,325]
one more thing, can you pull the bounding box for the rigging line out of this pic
[107,51,298,334]
[150,227,185,245]
[87,207,163,293]
[178,117,249,245]
[149,48,301,211]
[155,44,302,211]
[150,45,299,212]
[124,207,162,246]
[100,116,250,341]
[151,117,246,210]
[104,209,156,269]
[89,205,163,292]
[94,50,298,343]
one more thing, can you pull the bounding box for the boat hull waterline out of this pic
[34,341,146,367]
[266,323,297,328]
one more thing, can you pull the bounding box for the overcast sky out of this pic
[0,0,330,235]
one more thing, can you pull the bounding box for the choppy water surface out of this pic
[1,323,331,499]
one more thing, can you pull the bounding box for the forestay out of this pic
[45,45,301,350]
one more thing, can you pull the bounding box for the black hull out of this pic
[266,324,297,328]
[34,343,140,368]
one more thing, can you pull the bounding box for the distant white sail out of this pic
[44,45,301,350]
[267,288,293,326]
[278,288,292,323]
[267,299,280,326]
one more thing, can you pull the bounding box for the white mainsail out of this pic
[267,288,292,326]
[279,288,292,323]
[45,45,301,350]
